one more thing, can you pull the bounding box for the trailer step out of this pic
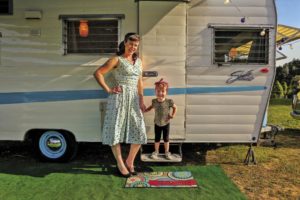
[141,153,182,162]
[140,143,182,162]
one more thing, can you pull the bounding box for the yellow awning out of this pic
[234,24,300,59]
[277,24,300,45]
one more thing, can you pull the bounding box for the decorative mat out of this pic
[125,171,198,188]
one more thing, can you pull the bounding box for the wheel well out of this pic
[24,129,76,143]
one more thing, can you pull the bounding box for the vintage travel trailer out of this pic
[0,0,277,161]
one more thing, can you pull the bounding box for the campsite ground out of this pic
[0,99,299,200]
[206,99,300,200]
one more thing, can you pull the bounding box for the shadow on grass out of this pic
[274,128,300,149]
[0,161,114,177]
[269,98,292,105]
[0,142,132,177]
[3,128,298,178]
[0,142,210,178]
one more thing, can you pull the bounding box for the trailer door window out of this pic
[0,0,13,15]
[213,28,269,64]
[63,19,119,54]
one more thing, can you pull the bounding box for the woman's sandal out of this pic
[116,165,131,178]
[125,162,138,176]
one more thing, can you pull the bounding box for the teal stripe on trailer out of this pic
[0,86,267,105]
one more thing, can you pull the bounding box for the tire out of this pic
[33,130,78,162]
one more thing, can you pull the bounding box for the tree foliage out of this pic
[271,80,284,98]
[272,59,300,99]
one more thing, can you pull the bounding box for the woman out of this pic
[94,33,147,177]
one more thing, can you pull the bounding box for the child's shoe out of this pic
[151,151,159,159]
[165,152,173,160]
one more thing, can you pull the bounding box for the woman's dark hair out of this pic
[116,32,140,62]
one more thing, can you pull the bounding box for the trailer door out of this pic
[139,2,186,141]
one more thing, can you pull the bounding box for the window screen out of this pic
[64,19,119,54]
[214,28,269,64]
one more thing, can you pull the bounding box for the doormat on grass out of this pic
[125,171,198,188]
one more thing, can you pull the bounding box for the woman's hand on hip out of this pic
[109,86,122,94]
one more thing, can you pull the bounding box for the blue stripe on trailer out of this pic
[0,86,266,105]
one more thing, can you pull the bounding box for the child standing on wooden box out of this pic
[145,78,177,160]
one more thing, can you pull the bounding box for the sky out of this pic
[276,0,300,66]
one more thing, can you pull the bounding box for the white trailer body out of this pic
[0,0,277,161]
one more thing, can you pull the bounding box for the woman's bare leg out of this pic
[125,144,141,172]
[111,144,129,175]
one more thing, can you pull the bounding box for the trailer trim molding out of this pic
[58,14,125,20]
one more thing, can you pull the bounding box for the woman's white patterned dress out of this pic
[101,56,147,146]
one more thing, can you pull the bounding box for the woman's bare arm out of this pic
[94,57,119,93]
[137,76,144,97]
[138,76,146,112]
[137,60,146,112]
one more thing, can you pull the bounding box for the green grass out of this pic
[0,161,246,200]
[268,98,299,129]
[210,98,300,164]
[207,98,300,199]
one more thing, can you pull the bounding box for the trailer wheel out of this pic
[33,130,78,162]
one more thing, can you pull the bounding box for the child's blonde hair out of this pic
[155,78,169,91]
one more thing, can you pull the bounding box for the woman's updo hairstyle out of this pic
[116,32,140,62]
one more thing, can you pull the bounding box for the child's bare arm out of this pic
[145,105,153,112]
[166,104,177,122]
[169,104,177,119]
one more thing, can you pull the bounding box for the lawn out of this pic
[0,99,299,200]
[0,157,246,200]
[207,98,300,199]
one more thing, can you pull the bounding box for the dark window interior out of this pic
[64,19,118,54]
[214,28,269,64]
[0,0,13,15]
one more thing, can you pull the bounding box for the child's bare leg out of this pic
[154,142,160,153]
[164,142,169,153]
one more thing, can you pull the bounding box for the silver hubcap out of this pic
[39,131,67,159]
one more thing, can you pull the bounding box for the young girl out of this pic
[145,78,177,160]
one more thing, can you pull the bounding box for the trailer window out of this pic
[63,19,119,54]
[213,28,269,64]
[0,0,13,15]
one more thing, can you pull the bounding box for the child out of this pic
[145,78,177,160]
